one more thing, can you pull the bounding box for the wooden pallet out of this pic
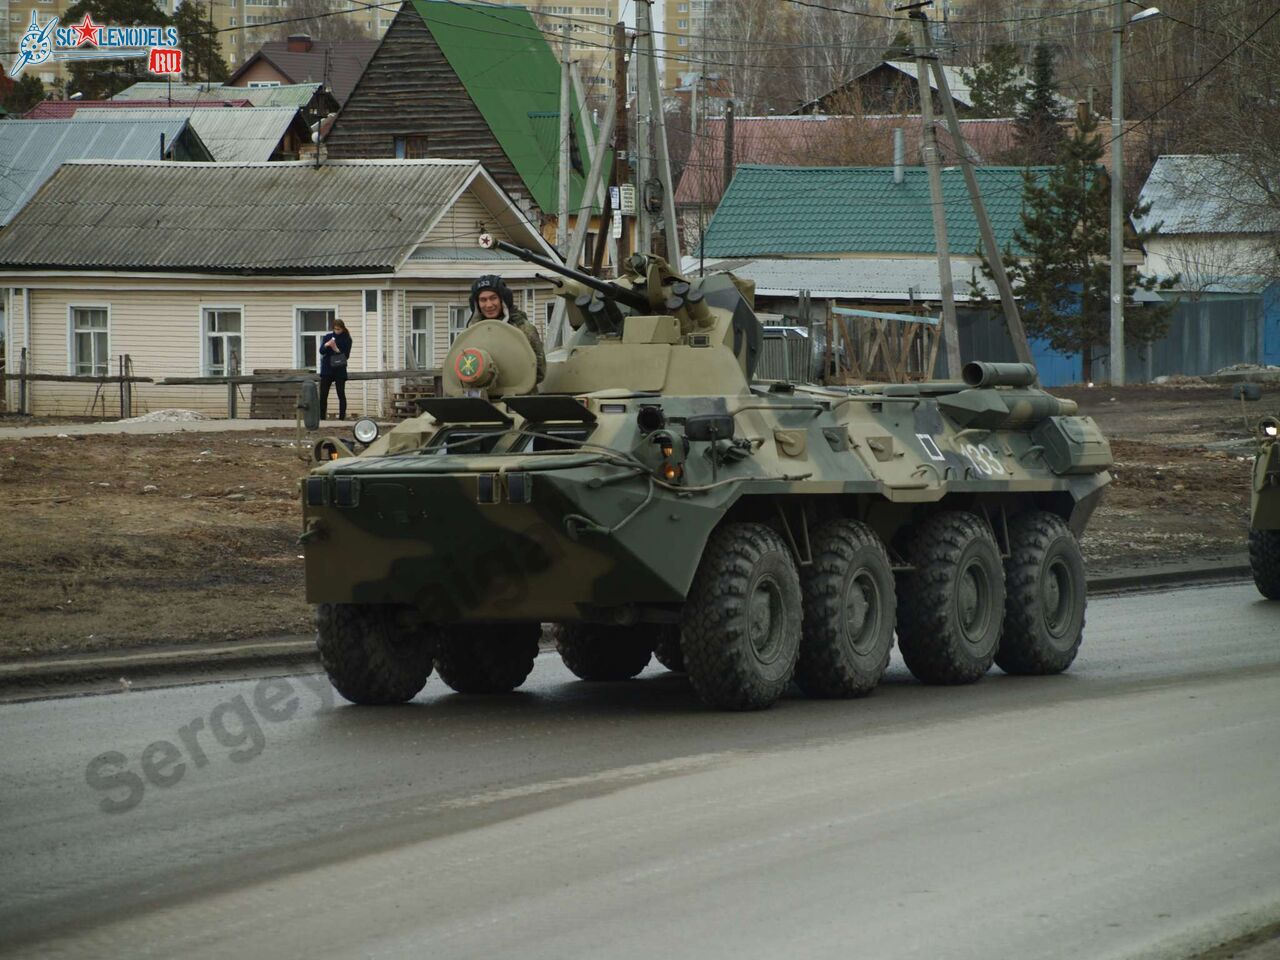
[250,368,310,420]
[391,377,440,419]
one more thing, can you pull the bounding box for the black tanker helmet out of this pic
[469,274,515,316]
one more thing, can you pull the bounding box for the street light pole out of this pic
[1110,0,1126,386]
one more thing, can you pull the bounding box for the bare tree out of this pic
[277,0,370,42]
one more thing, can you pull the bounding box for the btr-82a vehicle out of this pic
[301,241,1112,710]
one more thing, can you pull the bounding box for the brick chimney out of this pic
[286,34,313,53]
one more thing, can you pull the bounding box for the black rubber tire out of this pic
[1250,528,1280,600]
[896,511,1005,685]
[681,522,802,710]
[552,623,653,680]
[434,623,540,694]
[796,519,896,698]
[652,625,686,673]
[996,511,1088,675]
[314,603,433,705]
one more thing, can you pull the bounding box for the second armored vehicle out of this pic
[301,243,1112,710]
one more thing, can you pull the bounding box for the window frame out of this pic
[68,303,110,377]
[199,304,245,377]
[294,304,340,370]
[448,305,470,346]
[409,302,434,368]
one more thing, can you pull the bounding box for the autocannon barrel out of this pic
[962,361,1038,388]
[488,238,651,313]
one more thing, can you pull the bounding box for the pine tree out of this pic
[62,0,170,99]
[2,75,46,115]
[1013,43,1064,164]
[173,1,229,84]
[964,42,1023,119]
[973,111,1178,381]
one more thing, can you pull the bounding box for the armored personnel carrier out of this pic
[301,241,1112,710]
[1248,410,1280,599]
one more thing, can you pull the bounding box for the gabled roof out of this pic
[74,107,306,162]
[1134,155,1280,236]
[701,164,1049,258]
[227,39,380,106]
[0,118,210,227]
[797,60,973,114]
[410,0,596,213]
[112,81,333,111]
[0,159,554,274]
[675,115,1019,207]
[26,98,254,119]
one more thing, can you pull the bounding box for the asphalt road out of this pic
[1,582,1277,959]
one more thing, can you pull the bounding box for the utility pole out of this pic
[640,0,681,263]
[910,13,962,378]
[557,22,572,258]
[613,20,632,266]
[571,64,617,274]
[635,2,653,254]
[926,30,1033,368]
[1109,0,1126,385]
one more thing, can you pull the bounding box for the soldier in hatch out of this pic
[467,274,545,385]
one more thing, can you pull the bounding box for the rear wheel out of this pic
[434,623,540,694]
[997,511,1087,674]
[552,623,652,680]
[1250,528,1280,600]
[796,519,896,698]
[315,603,433,705]
[681,522,802,711]
[896,511,1005,685]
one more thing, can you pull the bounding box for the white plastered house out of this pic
[0,159,560,418]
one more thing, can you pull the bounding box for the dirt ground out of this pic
[2,381,1273,659]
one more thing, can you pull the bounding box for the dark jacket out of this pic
[320,330,352,378]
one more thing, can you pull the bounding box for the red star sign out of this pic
[72,14,100,46]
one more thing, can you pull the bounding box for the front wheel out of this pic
[997,511,1087,675]
[896,511,1005,685]
[1250,528,1280,600]
[315,603,434,705]
[434,623,540,694]
[681,522,802,711]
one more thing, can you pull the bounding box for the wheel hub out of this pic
[748,576,785,663]
[842,570,880,654]
[957,559,991,645]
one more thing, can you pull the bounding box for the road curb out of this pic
[0,564,1256,696]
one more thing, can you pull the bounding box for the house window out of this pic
[522,289,534,319]
[297,307,336,369]
[364,289,378,313]
[247,80,281,88]
[410,305,433,367]
[203,307,243,375]
[448,306,469,345]
[71,306,109,375]
[393,135,429,159]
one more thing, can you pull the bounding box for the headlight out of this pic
[353,418,380,445]
[1260,417,1279,439]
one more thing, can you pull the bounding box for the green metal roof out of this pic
[412,0,599,214]
[701,164,1051,258]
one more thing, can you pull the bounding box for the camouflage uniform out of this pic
[467,273,545,384]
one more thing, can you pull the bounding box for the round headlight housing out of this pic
[1260,416,1279,440]
[353,417,380,445]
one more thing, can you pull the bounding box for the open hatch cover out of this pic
[502,395,598,424]
[415,397,512,424]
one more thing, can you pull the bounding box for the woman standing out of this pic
[319,319,353,420]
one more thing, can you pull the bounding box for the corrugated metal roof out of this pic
[684,256,998,302]
[700,164,1047,258]
[0,118,205,227]
[112,81,324,108]
[408,246,521,261]
[1134,155,1279,235]
[0,159,480,273]
[675,116,1019,207]
[75,107,301,162]
[27,98,254,118]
